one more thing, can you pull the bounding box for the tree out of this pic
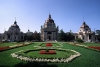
[75,38,84,43]
[24,33,34,41]
[66,32,74,41]
[33,32,41,41]
[58,29,66,41]
[96,30,100,42]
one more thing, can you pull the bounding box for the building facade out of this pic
[74,21,97,42]
[1,20,25,42]
[40,13,59,41]
[0,15,98,42]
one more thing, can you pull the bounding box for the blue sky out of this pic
[0,0,100,33]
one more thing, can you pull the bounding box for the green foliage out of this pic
[58,29,75,42]
[96,30,100,42]
[66,32,75,41]
[75,38,84,43]
[58,29,66,41]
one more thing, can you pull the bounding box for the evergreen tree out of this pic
[58,29,66,41]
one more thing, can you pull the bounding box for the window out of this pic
[83,37,84,39]
[3,37,4,39]
[86,29,88,31]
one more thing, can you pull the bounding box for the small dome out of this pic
[80,22,89,28]
[26,30,33,36]
[11,21,19,28]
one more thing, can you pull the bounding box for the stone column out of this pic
[52,32,54,40]
[52,32,53,41]
[46,32,47,41]
[44,32,46,41]
[75,36,76,39]
[54,32,55,40]
[43,32,44,41]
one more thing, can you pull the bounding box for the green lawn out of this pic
[0,42,100,67]
[79,42,100,46]
[0,42,22,47]
[39,43,61,47]
[17,49,75,58]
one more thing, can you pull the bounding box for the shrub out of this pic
[75,38,84,43]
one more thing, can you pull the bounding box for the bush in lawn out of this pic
[75,38,84,43]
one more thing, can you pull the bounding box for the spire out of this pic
[49,11,51,18]
[15,17,16,21]
[94,28,96,33]
[83,17,84,22]
[28,26,30,31]
[83,17,86,24]
[14,17,17,24]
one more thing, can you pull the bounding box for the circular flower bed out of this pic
[11,48,81,63]
[40,50,56,54]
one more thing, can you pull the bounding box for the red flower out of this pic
[40,50,56,54]
[88,46,100,50]
[46,43,52,46]
[0,46,9,51]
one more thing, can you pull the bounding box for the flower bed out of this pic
[0,42,32,52]
[0,46,9,51]
[40,50,56,54]
[46,43,52,46]
[11,49,81,63]
[68,42,100,52]
[88,46,100,50]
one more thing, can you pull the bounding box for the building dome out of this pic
[44,13,56,28]
[26,29,33,36]
[11,21,19,28]
[79,21,91,32]
[80,22,89,28]
[8,20,20,34]
[45,13,54,24]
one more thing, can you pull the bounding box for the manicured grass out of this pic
[0,42,22,47]
[0,42,100,67]
[40,43,61,47]
[17,49,75,58]
[0,43,37,67]
[79,42,100,46]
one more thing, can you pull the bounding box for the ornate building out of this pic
[0,15,98,42]
[74,21,97,42]
[40,13,59,41]
[1,20,25,41]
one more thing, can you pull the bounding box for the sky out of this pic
[0,0,100,33]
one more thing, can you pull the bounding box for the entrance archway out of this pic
[49,36,51,40]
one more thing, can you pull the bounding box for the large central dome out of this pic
[44,13,56,28]
[45,13,54,23]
